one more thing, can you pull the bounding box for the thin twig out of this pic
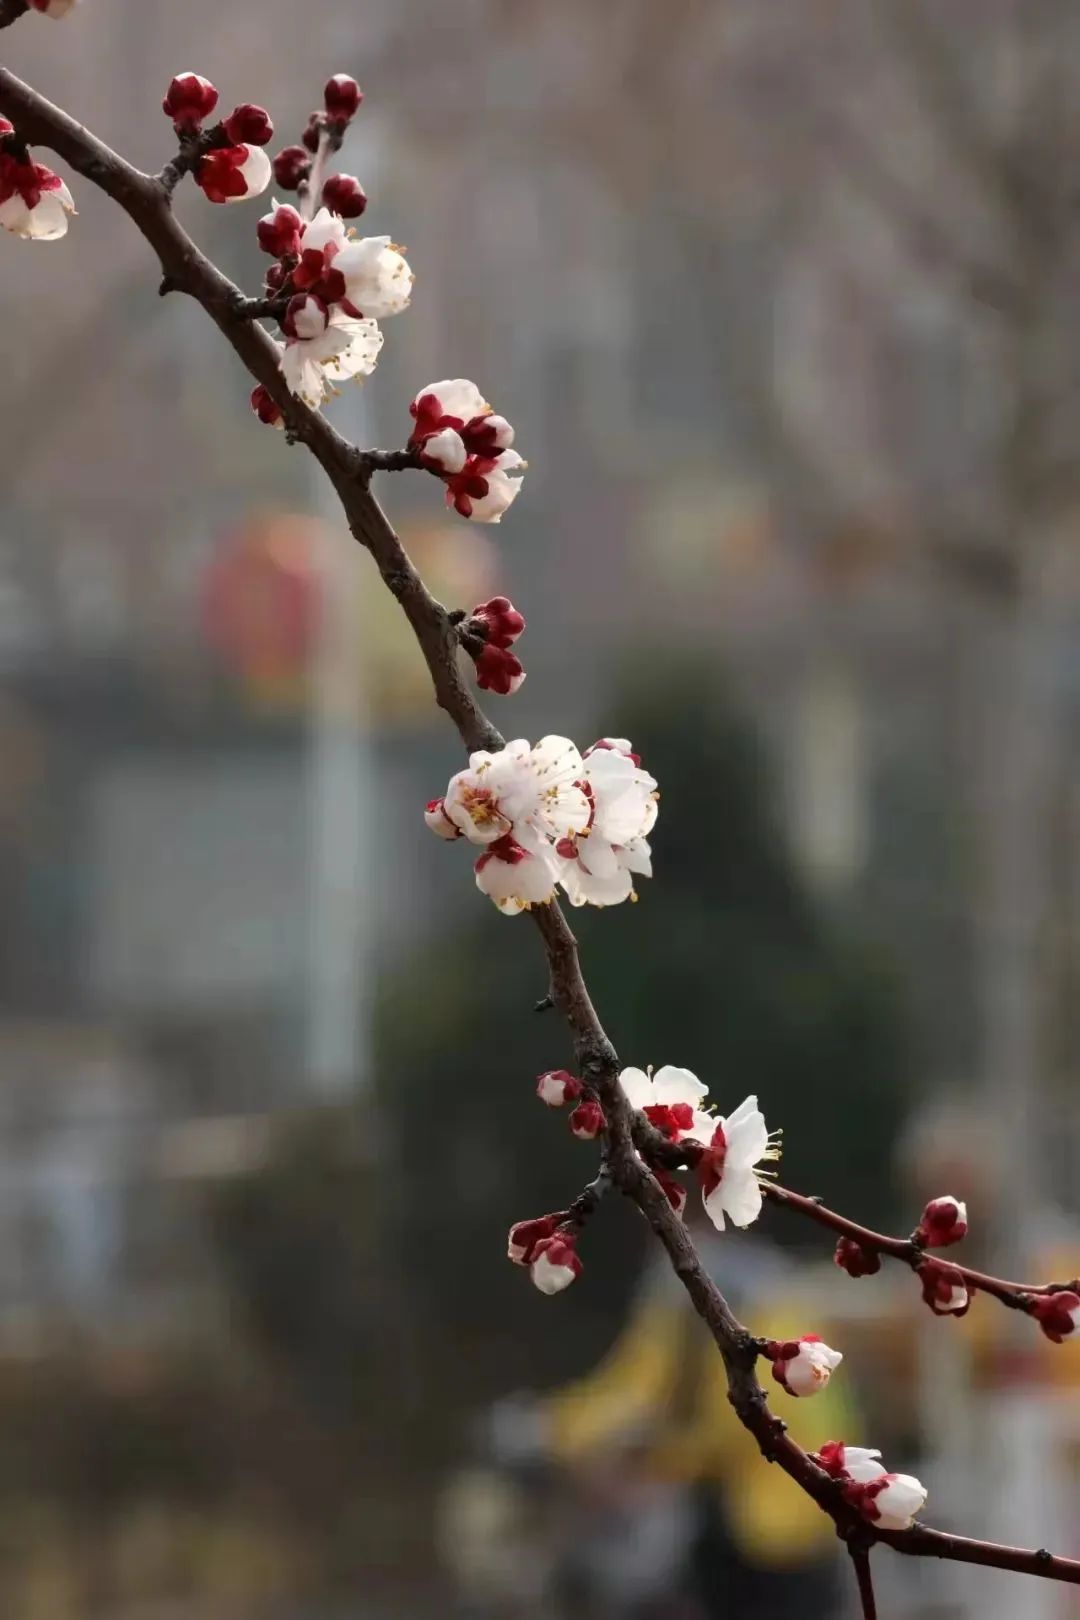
[850,1544,878,1620]
[1,55,1078,1592]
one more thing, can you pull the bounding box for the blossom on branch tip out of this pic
[916,1195,968,1248]
[250,385,283,429]
[686,1096,781,1231]
[530,1235,582,1295]
[768,1335,843,1398]
[162,72,219,132]
[322,174,367,218]
[569,1100,604,1140]
[834,1236,882,1278]
[196,143,272,204]
[846,1473,929,1532]
[0,152,75,240]
[918,1258,972,1317]
[536,1070,583,1108]
[1028,1290,1080,1343]
[324,75,364,121]
[272,146,310,191]
[508,1213,561,1266]
[223,104,274,147]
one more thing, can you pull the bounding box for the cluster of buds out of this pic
[815,1442,928,1531]
[409,380,526,524]
[161,73,273,205]
[767,1335,843,1398]
[0,118,76,240]
[460,595,527,696]
[271,75,366,218]
[507,1215,582,1295]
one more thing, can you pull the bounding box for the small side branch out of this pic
[850,1544,878,1620]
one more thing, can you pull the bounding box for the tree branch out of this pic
[2,56,1078,1594]
[850,1544,877,1620]
[0,0,27,30]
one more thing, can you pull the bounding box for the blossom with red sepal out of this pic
[223,104,274,147]
[918,1257,972,1317]
[845,1473,928,1531]
[470,596,525,648]
[424,798,461,840]
[507,1213,562,1266]
[1028,1290,1080,1344]
[272,146,310,191]
[324,75,364,121]
[196,144,272,205]
[409,381,526,523]
[322,174,367,218]
[474,644,525,696]
[530,1235,582,1295]
[834,1236,882,1278]
[250,385,283,430]
[767,1334,843,1398]
[257,202,303,258]
[162,72,219,132]
[0,147,75,239]
[915,1195,968,1248]
[536,1070,583,1109]
[569,1100,604,1140]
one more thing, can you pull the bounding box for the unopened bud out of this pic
[918,1258,972,1317]
[257,203,303,259]
[530,1235,582,1295]
[834,1236,881,1279]
[916,1195,968,1248]
[324,74,364,121]
[250,385,283,429]
[569,1099,604,1141]
[536,1070,583,1108]
[322,173,368,218]
[224,103,274,147]
[768,1334,843,1398]
[163,72,219,132]
[508,1213,561,1267]
[271,145,310,191]
[1028,1289,1080,1344]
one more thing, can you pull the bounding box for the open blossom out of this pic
[278,292,382,407]
[196,144,272,204]
[474,831,557,915]
[768,1335,843,1398]
[916,1195,968,1248]
[0,149,75,240]
[687,1095,781,1231]
[409,382,525,523]
[291,211,411,316]
[441,737,590,849]
[530,1235,582,1295]
[918,1258,972,1317]
[1028,1290,1080,1344]
[816,1442,887,1483]
[556,738,658,907]
[619,1064,709,1140]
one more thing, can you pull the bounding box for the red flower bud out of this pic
[918,1257,972,1317]
[569,1100,604,1141]
[321,173,368,218]
[915,1195,968,1248]
[474,643,525,696]
[162,72,219,132]
[224,103,274,147]
[250,385,283,429]
[536,1070,583,1108]
[507,1213,562,1267]
[470,595,525,648]
[833,1236,882,1279]
[257,202,303,259]
[271,145,310,191]
[302,113,324,154]
[324,74,364,120]
[1028,1290,1080,1344]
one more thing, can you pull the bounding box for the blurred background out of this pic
[0,0,1079,1616]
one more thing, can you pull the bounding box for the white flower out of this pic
[411,379,491,434]
[334,234,413,318]
[279,297,383,407]
[424,798,461,840]
[619,1065,709,1133]
[770,1336,843,1398]
[556,739,658,906]
[863,1474,929,1531]
[299,207,348,262]
[0,168,75,240]
[446,449,526,523]
[817,1442,887,1483]
[442,737,590,849]
[419,427,467,474]
[685,1095,780,1231]
[474,831,557,915]
[530,1236,582,1295]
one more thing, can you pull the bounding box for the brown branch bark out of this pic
[850,1544,878,1620]
[1,54,1078,1592]
[0,0,28,30]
